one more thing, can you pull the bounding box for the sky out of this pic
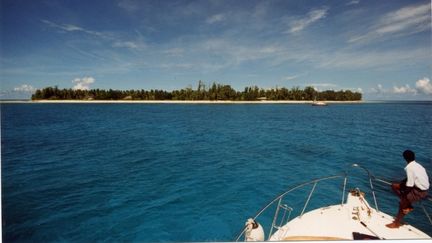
[0,0,431,100]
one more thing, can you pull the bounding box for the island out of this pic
[32,81,362,102]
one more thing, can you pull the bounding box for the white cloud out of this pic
[288,7,328,33]
[72,77,95,90]
[376,4,430,34]
[309,83,338,88]
[42,20,145,51]
[14,84,36,92]
[369,78,432,97]
[348,3,430,43]
[371,84,385,93]
[163,48,184,57]
[113,41,145,50]
[191,35,428,71]
[416,77,432,95]
[61,24,84,32]
[199,38,286,66]
[206,14,225,24]
[318,47,430,69]
[159,63,195,69]
[42,20,105,38]
[346,0,360,6]
[393,84,416,94]
[304,83,338,92]
[118,0,140,12]
[1,84,37,99]
[259,46,279,54]
[283,75,300,81]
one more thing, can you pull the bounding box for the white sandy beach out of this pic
[2,100,364,104]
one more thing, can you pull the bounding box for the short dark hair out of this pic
[403,150,415,162]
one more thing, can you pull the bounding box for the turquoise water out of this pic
[2,102,432,241]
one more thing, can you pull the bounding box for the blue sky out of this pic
[1,0,431,100]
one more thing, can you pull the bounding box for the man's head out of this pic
[403,150,415,163]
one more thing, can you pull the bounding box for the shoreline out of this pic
[2,100,431,104]
[1,100,365,104]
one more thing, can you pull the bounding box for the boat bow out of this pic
[235,164,432,241]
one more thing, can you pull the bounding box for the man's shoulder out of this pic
[406,161,422,170]
[412,161,427,171]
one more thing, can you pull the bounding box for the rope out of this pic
[359,221,384,240]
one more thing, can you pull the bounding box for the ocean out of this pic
[2,102,432,241]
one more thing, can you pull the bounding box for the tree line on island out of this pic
[32,81,362,101]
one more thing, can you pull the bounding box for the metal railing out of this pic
[235,174,345,241]
[235,163,432,241]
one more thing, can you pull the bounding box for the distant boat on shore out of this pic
[312,101,328,106]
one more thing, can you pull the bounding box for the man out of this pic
[386,150,430,228]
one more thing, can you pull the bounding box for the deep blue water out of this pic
[2,102,432,241]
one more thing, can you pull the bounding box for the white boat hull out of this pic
[269,190,430,240]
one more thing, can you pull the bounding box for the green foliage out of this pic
[31,81,362,101]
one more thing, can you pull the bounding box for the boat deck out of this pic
[269,190,430,240]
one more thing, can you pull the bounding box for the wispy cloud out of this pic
[42,20,146,51]
[117,0,140,12]
[206,14,225,24]
[41,20,107,38]
[163,48,184,57]
[309,83,338,88]
[0,84,37,99]
[287,7,329,34]
[283,75,301,81]
[158,32,429,74]
[112,41,145,50]
[346,0,360,6]
[197,38,285,66]
[348,3,430,43]
[72,76,95,90]
[370,84,386,94]
[318,47,430,69]
[14,84,36,92]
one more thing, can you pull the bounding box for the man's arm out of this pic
[406,168,415,187]
[403,169,415,195]
[395,178,411,196]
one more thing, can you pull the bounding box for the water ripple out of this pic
[2,103,432,241]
